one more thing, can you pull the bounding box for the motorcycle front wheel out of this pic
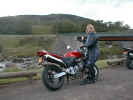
[42,64,64,91]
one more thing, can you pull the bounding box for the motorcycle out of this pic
[122,47,133,69]
[37,39,99,91]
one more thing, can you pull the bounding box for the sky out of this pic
[0,0,133,28]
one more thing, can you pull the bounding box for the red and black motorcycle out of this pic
[37,44,99,91]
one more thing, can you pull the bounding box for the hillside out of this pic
[0,14,130,35]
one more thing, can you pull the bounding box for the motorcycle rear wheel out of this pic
[42,64,64,91]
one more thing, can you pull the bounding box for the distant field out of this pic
[0,34,122,59]
[0,35,56,57]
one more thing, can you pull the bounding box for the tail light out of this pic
[37,51,47,57]
[38,57,43,65]
[122,50,127,55]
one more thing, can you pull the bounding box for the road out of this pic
[0,66,133,100]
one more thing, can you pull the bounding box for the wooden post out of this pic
[0,72,37,83]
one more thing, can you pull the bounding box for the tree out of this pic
[123,24,130,30]
[57,21,76,33]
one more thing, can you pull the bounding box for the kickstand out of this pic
[80,72,84,80]
[66,74,70,84]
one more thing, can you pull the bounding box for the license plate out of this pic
[38,57,43,64]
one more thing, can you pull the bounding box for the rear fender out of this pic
[43,63,64,71]
[44,54,67,68]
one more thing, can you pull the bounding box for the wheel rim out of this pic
[46,69,62,86]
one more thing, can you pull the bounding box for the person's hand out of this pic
[80,44,83,48]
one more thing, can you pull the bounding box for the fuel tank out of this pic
[64,50,82,58]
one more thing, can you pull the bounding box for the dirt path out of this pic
[0,66,133,100]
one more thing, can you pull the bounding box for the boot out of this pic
[80,76,92,85]
[89,64,96,83]
[80,69,93,85]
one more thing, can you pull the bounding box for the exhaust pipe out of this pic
[45,54,66,68]
[54,72,66,78]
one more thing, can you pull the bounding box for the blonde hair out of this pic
[85,24,96,34]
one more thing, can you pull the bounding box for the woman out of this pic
[80,24,99,85]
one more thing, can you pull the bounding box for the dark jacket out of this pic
[85,32,99,64]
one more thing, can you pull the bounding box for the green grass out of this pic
[0,35,56,57]
[32,25,56,34]
[0,72,42,85]
[96,60,109,69]
[0,66,43,85]
[3,67,22,72]
[99,41,122,59]
[0,78,28,85]
[96,58,124,69]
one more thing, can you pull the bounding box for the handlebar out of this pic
[122,47,133,51]
[76,36,87,44]
[80,45,88,49]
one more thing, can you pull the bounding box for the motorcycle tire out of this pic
[126,59,133,70]
[42,64,64,91]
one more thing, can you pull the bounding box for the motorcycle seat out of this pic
[48,52,63,59]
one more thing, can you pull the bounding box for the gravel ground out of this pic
[0,66,133,100]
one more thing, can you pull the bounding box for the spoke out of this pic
[47,69,60,85]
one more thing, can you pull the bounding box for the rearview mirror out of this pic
[66,45,71,49]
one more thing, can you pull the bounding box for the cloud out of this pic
[0,0,133,28]
[74,0,133,28]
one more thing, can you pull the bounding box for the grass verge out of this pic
[0,67,43,85]
[96,60,109,69]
